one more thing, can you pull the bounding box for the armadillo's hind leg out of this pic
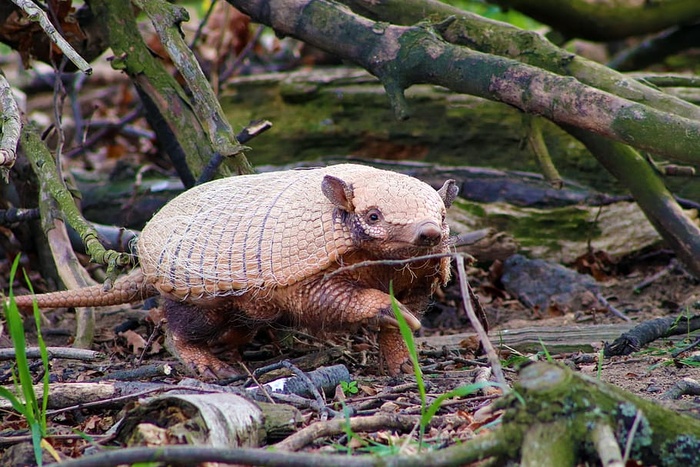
[163,299,242,379]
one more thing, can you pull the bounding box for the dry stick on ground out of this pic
[604,314,700,357]
[0,347,102,361]
[274,414,420,451]
[660,378,700,401]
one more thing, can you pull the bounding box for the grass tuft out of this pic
[0,255,51,465]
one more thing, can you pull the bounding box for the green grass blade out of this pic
[25,270,50,434]
[389,283,425,406]
[3,255,47,466]
[389,282,429,446]
[4,257,39,426]
[0,386,29,415]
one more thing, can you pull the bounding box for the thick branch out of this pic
[0,70,20,178]
[21,125,130,272]
[566,127,700,277]
[229,0,700,165]
[342,0,700,122]
[9,0,92,73]
[89,0,224,182]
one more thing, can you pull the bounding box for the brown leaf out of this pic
[120,329,146,355]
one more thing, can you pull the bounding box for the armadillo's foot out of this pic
[169,335,241,380]
[378,328,413,376]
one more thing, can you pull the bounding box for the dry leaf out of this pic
[120,329,146,355]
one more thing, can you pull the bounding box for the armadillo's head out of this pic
[322,171,458,260]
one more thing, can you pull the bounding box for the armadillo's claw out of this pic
[169,334,241,380]
[192,361,240,381]
[378,306,422,332]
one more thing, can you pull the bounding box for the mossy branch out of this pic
[89,0,235,183]
[342,0,700,121]
[21,126,131,274]
[9,0,93,73]
[566,127,700,276]
[0,70,20,180]
[134,0,253,175]
[229,0,700,165]
[499,362,700,466]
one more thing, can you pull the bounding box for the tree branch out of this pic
[0,70,20,180]
[342,1,700,121]
[134,0,253,175]
[229,0,700,165]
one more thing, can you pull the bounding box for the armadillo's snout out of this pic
[414,221,443,247]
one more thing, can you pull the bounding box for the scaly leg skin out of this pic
[282,278,423,376]
[378,326,413,376]
[166,332,239,380]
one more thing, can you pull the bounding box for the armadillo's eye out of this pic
[366,209,382,224]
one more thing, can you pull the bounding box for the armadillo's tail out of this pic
[11,268,158,311]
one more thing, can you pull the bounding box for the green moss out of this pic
[452,199,486,216]
[220,71,621,191]
[491,206,598,250]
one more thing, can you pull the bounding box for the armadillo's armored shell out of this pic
[136,164,447,300]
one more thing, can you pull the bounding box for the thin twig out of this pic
[219,24,266,85]
[456,255,508,391]
[134,0,251,174]
[274,413,420,451]
[622,409,644,465]
[323,253,454,281]
[9,0,92,74]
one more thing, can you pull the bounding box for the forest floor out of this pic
[1,63,698,464]
[2,242,698,459]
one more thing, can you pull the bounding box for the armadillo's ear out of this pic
[438,179,459,208]
[322,175,355,212]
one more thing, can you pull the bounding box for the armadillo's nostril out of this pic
[415,221,442,246]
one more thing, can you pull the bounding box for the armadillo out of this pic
[15,164,458,378]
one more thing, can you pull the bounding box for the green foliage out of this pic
[0,256,51,466]
[538,338,554,363]
[442,0,542,30]
[389,284,427,436]
[340,380,359,395]
[390,283,504,449]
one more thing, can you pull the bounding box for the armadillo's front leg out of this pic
[378,327,414,375]
[285,279,421,376]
